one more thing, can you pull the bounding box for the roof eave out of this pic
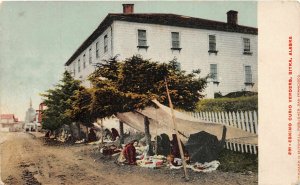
[65,14,114,66]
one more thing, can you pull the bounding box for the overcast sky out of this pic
[0,1,257,120]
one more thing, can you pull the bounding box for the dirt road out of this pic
[0,132,257,185]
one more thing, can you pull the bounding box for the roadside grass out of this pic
[217,149,258,173]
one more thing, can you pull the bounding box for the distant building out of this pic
[25,98,36,123]
[0,114,20,132]
[36,102,47,124]
[65,4,257,98]
[24,99,38,131]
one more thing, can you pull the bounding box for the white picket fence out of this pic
[225,141,258,155]
[185,110,258,155]
[186,111,258,134]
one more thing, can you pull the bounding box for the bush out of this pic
[196,95,258,112]
[218,149,258,173]
[222,91,258,98]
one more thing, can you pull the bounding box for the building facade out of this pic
[0,114,20,132]
[65,4,257,98]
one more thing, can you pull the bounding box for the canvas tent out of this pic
[116,100,257,144]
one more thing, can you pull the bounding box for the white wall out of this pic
[67,20,257,98]
[66,24,114,87]
[113,21,257,97]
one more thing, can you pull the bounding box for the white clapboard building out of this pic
[65,4,257,98]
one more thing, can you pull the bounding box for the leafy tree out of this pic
[41,71,81,132]
[89,55,207,116]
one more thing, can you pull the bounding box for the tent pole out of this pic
[155,108,158,156]
[165,78,189,181]
[119,121,124,146]
[144,116,153,156]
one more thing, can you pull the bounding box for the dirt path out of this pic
[0,132,257,185]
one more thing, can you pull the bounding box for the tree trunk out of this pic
[99,119,104,144]
[77,122,81,140]
[144,116,153,155]
[119,121,124,146]
[86,125,89,141]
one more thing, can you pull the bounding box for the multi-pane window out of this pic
[210,64,218,81]
[245,66,252,83]
[138,30,147,46]
[171,32,180,48]
[78,59,81,73]
[73,63,76,76]
[96,42,99,58]
[209,35,216,51]
[104,35,108,53]
[83,54,86,69]
[243,38,250,52]
[89,48,92,64]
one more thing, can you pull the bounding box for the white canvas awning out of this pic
[117,100,257,144]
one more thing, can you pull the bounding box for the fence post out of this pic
[253,111,258,134]
[240,111,245,131]
[241,144,244,153]
[228,112,233,126]
[249,144,253,154]
[218,112,222,124]
[224,112,229,126]
[245,111,250,132]
[232,112,236,128]
[236,111,241,129]
[215,112,219,123]
[233,142,236,152]
[249,111,254,133]
[200,112,204,121]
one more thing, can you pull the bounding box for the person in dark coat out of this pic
[170,134,186,158]
[88,128,97,142]
[45,130,50,138]
[111,128,120,141]
[104,128,112,140]
[123,140,138,165]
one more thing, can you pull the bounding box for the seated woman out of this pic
[111,128,120,141]
[123,140,138,165]
[88,128,97,142]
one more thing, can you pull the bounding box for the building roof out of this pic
[0,114,18,122]
[65,13,258,66]
[1,114,15,120]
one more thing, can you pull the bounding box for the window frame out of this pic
[104,35,108,53]
[171,32,181,50]
[73,62,76,76]
[210,64,219,83]
[244,65,254,85]
[89,48,92,64]
[78,59,81,73]
[208,34,218,54]
[243,38,252,55]
[137,29,149,49]
[83,54,86,69]
[96,42,99,58]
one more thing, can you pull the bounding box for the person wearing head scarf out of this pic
[111,128,120,141]
[123,140,138,165]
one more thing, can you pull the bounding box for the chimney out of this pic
[227,10,238,25]
[123,4,134,14]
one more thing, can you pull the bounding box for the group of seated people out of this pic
[117,134,190,166]
[87,127,121,143]
[104,128,120,141]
